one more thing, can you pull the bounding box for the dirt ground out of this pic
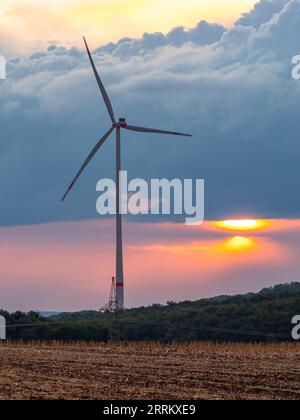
[0,341,299,400]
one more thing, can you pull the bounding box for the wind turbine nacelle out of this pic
[117,118,127,128]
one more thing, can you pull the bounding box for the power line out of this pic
[0,278,245,296]
[0,277,112,293]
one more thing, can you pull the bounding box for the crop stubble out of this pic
[0,342,299,400]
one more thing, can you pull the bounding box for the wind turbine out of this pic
[61,37,192,310]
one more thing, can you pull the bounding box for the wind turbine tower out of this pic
[61,38,192,310]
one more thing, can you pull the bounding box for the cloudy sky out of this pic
[1,0,300,310]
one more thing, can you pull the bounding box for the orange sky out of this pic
[0,0,257,52]
[0,218,298,311]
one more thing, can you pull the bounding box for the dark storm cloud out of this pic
[0,0,300,226]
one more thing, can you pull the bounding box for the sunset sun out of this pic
[215,219,267,231]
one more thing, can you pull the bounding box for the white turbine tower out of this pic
[61,38,192,310]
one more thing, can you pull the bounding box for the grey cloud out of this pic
[249,0,300,58]
[236,0,289,28]
[95,21,225,59]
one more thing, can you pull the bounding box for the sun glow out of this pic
[223,236,254,251]
[215,219,267,232]
[0,0,257,53]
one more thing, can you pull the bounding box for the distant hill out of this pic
[1,282,300,343]
[39,311,62,318]
[259,282,300,296]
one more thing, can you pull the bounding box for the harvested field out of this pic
[0,341,299,400]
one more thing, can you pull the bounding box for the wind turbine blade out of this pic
[124,125,192,137]
[61,127,114,202]
[83,37,116,124]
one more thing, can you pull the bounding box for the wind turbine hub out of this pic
[114,118,127,128]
